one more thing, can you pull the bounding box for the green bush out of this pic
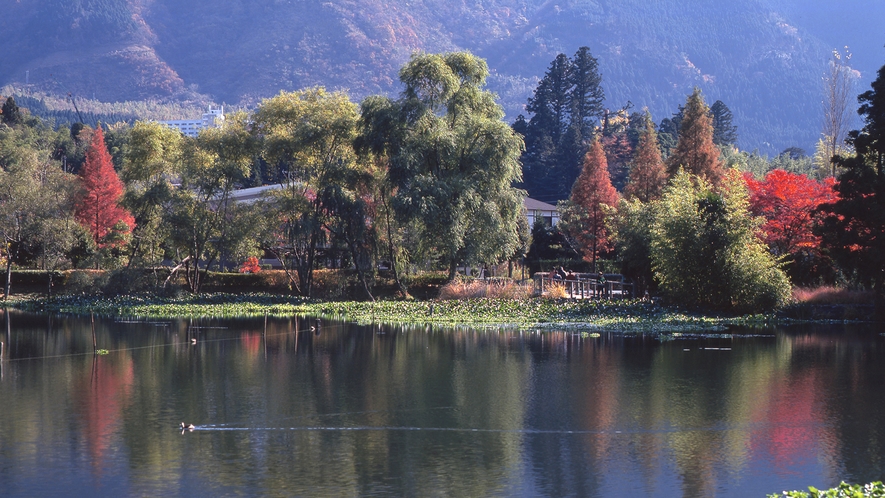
[768,481,885,497]
[649,171,791,312]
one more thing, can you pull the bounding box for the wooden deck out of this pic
[534,274,634,300]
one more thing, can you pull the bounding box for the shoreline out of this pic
[4,293,862,333]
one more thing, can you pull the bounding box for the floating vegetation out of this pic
[7,293,806,333]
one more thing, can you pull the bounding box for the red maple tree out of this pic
[744,169,836,256]
[566,138,620,270]
[75,127,135,247]
[239,256,262,273]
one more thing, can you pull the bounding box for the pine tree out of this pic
[1,96,23,126]
[666,88,724,185]
[75,126,135,251]
[561,138,620,271]
[568,46,605,140]
[625,112,666,202]
[710,100,738,146]
[521,47,605,202]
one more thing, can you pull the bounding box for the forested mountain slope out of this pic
[1,0,880,154]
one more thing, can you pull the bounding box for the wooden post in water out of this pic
[91,312,97,353]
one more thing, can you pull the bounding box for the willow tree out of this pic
[121,121,183,270]
[166,112,256,293]
[361,52,525,280]
[252,88,369,298]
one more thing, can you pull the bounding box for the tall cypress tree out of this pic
[625,111,666,202]
[75,126,135,253]
[666,88,724,185]
[561,138,620,271]
[568,47,605,140]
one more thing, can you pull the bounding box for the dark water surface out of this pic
[1,310,884,497]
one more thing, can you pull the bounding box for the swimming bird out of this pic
[190,338,197,344]
[180,422,195,431]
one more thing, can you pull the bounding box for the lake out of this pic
[1,310,883,497]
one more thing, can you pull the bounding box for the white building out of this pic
[524,197,560,227]
[159,106,225,137]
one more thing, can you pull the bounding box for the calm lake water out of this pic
[1,310,884,497]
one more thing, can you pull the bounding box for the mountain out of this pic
[1,0,882,155]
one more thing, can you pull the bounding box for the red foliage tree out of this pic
[744,169,837,284]
[565,138,620,270]
[239,256,262,274]
[75,127,135,247]
[624,114,666,202]
[666,88,724,185]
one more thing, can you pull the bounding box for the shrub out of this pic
[768,481,885,497]
[545,281,569,299]
[650,171,791,312]
[62,270,105,294]
[437,278,532,300]
[792,286,875,305]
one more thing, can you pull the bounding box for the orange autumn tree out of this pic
[624,111,666,202]
[744,169,836,284]
[561,138,620,271]
[75,126,135,265]
[666,88,724,185]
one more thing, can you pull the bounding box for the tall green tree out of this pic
[362,52,525,280]
[666,89,724,185]
[650,171,790,312]
[1,97,23,126]
[817,61,885,315]
[252,88,365,297]
[121,121,183,270]
[0,128,79,296]
[710,100,738,147]
[166,112,256,292]
[520,47,605,202]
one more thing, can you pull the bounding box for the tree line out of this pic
[0,53,526,300]
[521,48,885,315]
[2,48,885,315]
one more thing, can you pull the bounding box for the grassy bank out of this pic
[6,293,793,333]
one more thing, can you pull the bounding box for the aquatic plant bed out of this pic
[8,293,793,333]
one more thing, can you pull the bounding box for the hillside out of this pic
[1,0,880,154]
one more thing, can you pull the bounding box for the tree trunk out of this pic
[448,259,458,281]
[384,204,408,297]
[347,238,374,302]
[4,255,11,300]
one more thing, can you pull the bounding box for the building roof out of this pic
[523,197,559,211]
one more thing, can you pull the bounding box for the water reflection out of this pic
[1,309,884,496]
